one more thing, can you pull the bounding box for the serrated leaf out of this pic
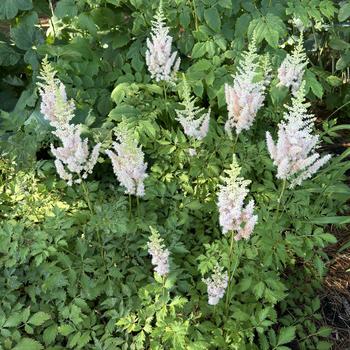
[58,324,74,336]
[43,325,58,345]
[305,70,323,98]
[277,326,296,345]
[28,311,51,326]
[13,338,43,350]
[4,312,22,327]
[192,42,207,59]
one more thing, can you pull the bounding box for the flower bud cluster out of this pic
[147,227,170,276]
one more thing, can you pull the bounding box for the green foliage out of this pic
[1,0,350,349]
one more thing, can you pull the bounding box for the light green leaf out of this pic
[311,216,350,225]
[13,338,43,350]
[43,325,58,345]
[28,312,51,326]
[277,326,296,346]
[4,312,22,327]
[192,42,207,59]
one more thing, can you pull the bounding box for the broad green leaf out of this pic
[329,38,350,51]
[0,0,32,20]
[277,326,296,346]
[10,12,42,51]
[28,312,51,326]
[339,3,350,22]
[4,312,22,327]
[55,0,78,18]
[192,42,207,59]
[13,338,43,350]
[305,70,323,98]
[204,8,221,32]
[0,43,21,66]
[43,325,58,345]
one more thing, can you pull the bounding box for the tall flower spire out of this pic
[145,2,181,82]
[38,58,101,186]
[217,155,258,240]
[37,57,75,128]
[278,35,308,95]
[175,75,210,140]
[266,83,331,188]
[224,37,269,135]
[105,121,148,197]
[147,227,170,276]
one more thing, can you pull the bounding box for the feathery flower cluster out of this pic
[175,77,210,140]
[278,36,307,95]
[105,122,148,197]
[224,38,269,135]
[145,4,180,82]
[203,265,228,305]
[266,83,331,188]
[217,156,258,240]
[38,58,75,128]
[147,227,170,276]
[38,58,101,186]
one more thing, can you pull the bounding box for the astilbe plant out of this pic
[224,37,270,135]
[147,227,170,276]
[278,35,308,95]
[105,121,148,197]
[217,155,258,240]
[38,58,101,186]
[145,2,180,82]
[175,75,210,140]
[266,82,331,188]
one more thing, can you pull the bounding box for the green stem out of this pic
[225,231,239,317]
[128,194,132,218]
[276,178,287,215]
[233,134,239,153]
[191,0,199,31]
[136,196,140,217]
[81,181,104,260]
[81,181,93,213]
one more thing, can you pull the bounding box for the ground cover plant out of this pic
[0,0,350,349]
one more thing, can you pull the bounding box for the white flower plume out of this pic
[266,82,331,188]
[175,76,210,140]
[203,265,228,305]
[225,38,269,135]
[106,121,148,197]
[217,155,258,240]
[38,58,100,185]
[147,227,170,276]
[51,125,101,186]
[278,35,308,95]
[38,57,75,128]
[145,3,180,82]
